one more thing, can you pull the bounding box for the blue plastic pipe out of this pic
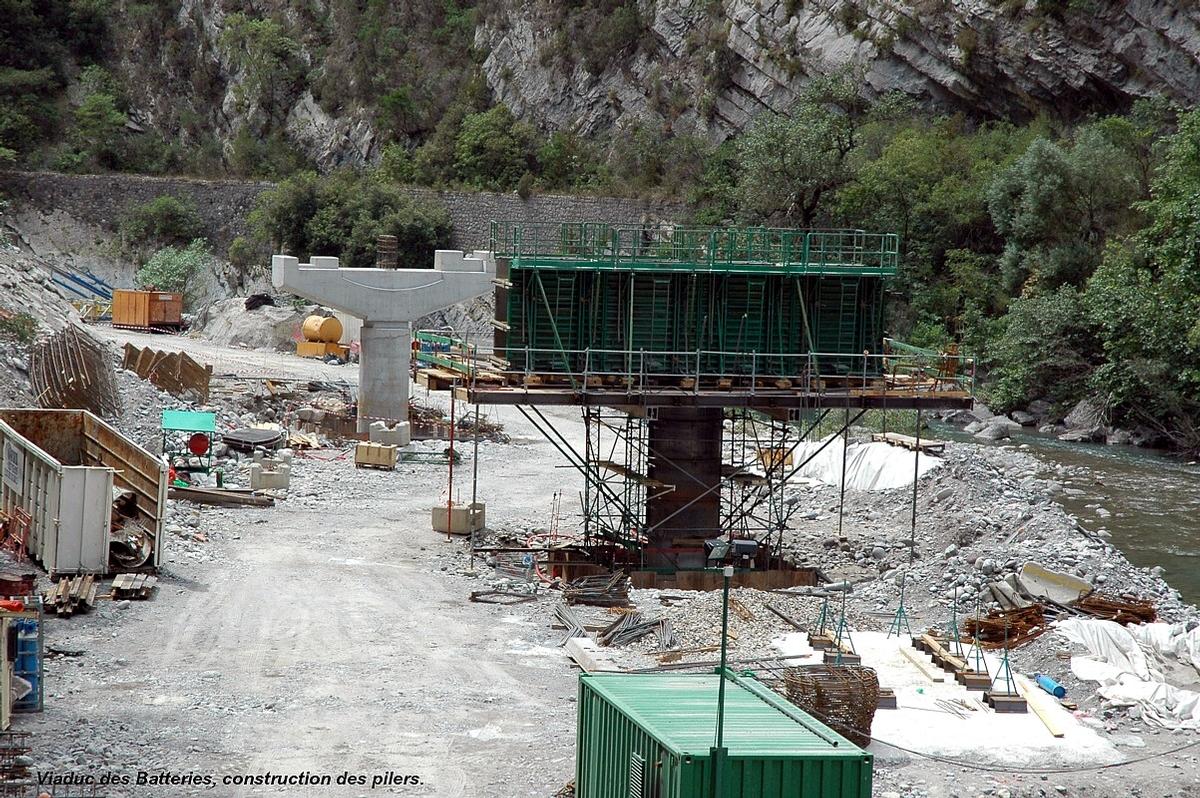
[1035,673,1067,699]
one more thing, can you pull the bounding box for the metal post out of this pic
[470,401,481,570]
[712,564,733,798]
[838,406,849,539]
[446,381,456,542]
[910,408,921,563]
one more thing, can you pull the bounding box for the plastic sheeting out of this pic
[1057,618,1200,729]
[789,437,941,491]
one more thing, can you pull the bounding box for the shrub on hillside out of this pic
[136,238,213,296]
[119,195,205,251]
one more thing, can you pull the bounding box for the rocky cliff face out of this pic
[480,0,1200,140]
[92,1,1200,166]
[109,0,378,169]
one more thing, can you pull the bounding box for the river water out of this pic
[934,423,1200,606]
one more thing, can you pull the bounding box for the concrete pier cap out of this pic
[271,250,495,432]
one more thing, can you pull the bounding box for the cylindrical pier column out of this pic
[357,322,411,433]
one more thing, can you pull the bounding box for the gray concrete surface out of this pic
[272,252,495,432]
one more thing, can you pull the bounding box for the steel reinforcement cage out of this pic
[491,223,899,380]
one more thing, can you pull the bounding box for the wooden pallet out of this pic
[111,573,158,600]
[984,691,1028,713]
[43,574,98,616]
[354,462,397,471]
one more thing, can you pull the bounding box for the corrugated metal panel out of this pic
[577,672,872,798]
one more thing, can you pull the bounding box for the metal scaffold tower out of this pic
[420,221,977,576]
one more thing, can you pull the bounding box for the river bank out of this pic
[932,422,1200,606]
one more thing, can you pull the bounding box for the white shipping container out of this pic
[0,410,166,576]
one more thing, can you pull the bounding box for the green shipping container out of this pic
[576,671,872,798]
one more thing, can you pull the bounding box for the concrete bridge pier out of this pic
[271,250,495,433]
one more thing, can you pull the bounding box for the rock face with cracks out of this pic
[479,1,1200,142]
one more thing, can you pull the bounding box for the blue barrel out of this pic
[13,618,40,712]
[1035,673,1066,699]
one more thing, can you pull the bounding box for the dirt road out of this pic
[22,332,584,797]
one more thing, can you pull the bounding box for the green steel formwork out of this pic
[501,269,885,378]
[491,223,894,381]
[576,671,873,798]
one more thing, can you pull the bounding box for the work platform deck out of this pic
[453,383,973,410]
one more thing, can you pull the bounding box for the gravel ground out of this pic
[3,324,1199,798]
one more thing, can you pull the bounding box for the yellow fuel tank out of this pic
[301,315,343,343]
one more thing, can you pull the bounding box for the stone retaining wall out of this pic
[0,171,687,253]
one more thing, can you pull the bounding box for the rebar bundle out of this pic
[1074,593,1157,625]
[563,572,631,607]
[783,665,880,748]
[598,611,675,648]
[554,603,588,646]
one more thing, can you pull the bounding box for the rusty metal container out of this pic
[112,290,183,330]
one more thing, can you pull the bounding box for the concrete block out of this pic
[369,421,411,447]
[249,463,290,490]
[430,502,485,535]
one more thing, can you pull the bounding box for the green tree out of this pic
[1084,109,1200,449]
[453,105,536,191]
[836,119,1029,337]
[735,72,880,225]
[220,13,304,125]
[70,91,126,168]
[989,286,1099,411]
[250,170,452,268]
[137,238,212,296]
[537,131,602,191]
[119,195,205,251]
[0,0,111,157]
[987,122,1143,293]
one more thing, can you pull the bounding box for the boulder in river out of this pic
[1106,428,1132,446]
[1064,398,1106,430]
[1059,427,1105,443]
[975,422,1011,441]
[943,409,980,426]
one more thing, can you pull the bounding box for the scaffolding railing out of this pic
[490,222,900,275]
[494,347,974,396]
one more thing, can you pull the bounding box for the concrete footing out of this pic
[431,502,486,535]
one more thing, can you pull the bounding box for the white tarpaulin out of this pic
[789,437,941,491]
[1057,617,1200,729]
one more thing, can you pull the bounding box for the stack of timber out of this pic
[29,325,121,417]
[111,573,158,600]
[43,575,98,616]
[121,343,213,402]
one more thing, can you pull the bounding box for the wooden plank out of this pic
[168,486,275,507]
[1015,675,1065,736]
[728,596,756,622]
[564,637,623,673]
[900,644,946,682]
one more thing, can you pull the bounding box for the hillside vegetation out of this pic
[1,1,1198,450]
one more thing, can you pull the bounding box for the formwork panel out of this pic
[503,268,887,380]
